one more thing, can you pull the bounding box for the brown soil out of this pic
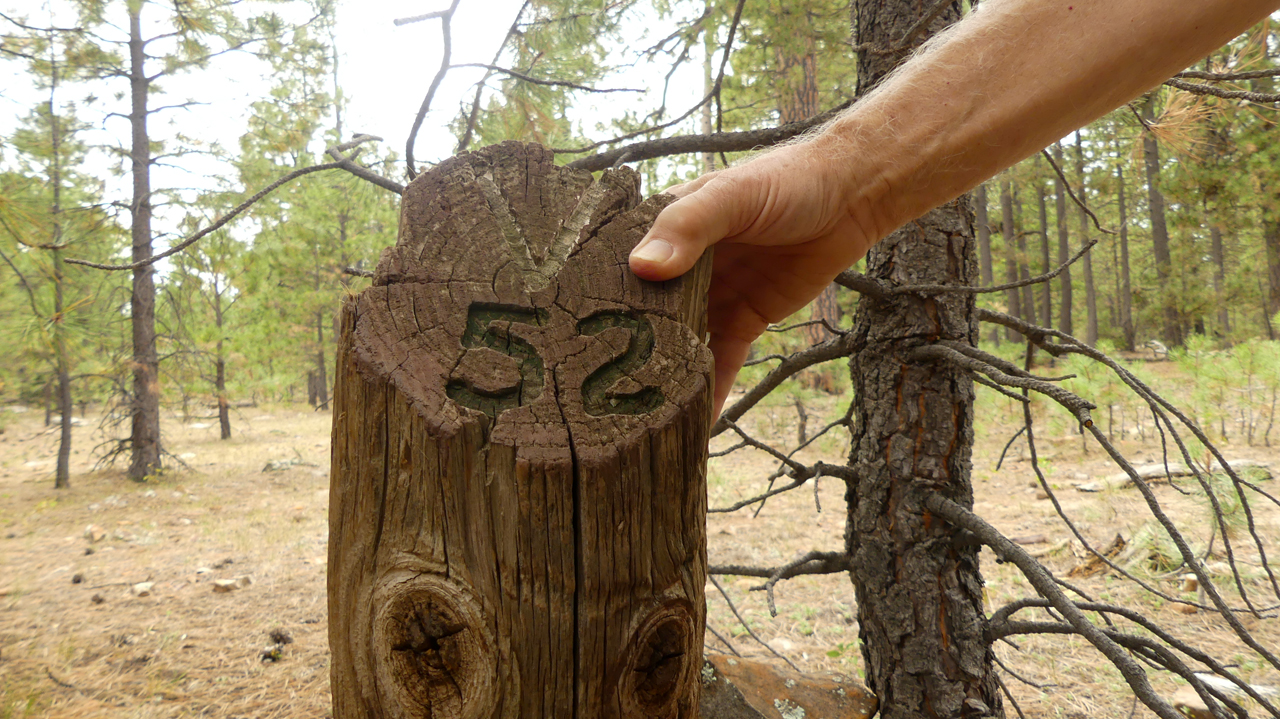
[1,364,1278,718]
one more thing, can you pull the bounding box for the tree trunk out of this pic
[315,310,329,410]
[1116,164,1136,351]
[128,6,162,480]
[1210,225,1230,341]
[329,143,711,718]
[215,349,231,440]
[1000,179,1020,340]
[1036,181,1052,328]
[1074,135,1099,346]
[1264,219,1280,327]
[976,183,999,345]
[48,46,71,490]
[1142,96,1182,347]
[1053,144,1073,337]
[849,3,1002,717]
[1015,189,1035,326]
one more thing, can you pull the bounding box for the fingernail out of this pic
[631,239,673,264]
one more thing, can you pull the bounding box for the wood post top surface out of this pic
[350,141,712,459]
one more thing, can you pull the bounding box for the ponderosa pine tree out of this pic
[65,0,298,479]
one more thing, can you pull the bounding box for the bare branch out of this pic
[457,2,528,154]
[405,0,462,180]
[1177,68,1280,81]
[1165,77,1280,103]
[68,137,393,271]
[708,575,800,672]
[893,239,1097,296]
[1039,149,1114,235]
[451,63,641,93]
[563,99,855,172]
[712,331,856,437]
[926,494,1189,719]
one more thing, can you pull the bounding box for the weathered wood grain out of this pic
[329,141,713,719]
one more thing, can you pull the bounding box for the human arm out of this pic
[628,0,1280,417]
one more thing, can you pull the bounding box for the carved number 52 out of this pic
[446,304,665,419]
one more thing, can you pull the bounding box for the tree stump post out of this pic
[328,142,713,719]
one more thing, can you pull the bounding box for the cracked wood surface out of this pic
[329,141,713,719]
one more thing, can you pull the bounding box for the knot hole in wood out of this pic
[372,573,498,719]
[619,599,698,717]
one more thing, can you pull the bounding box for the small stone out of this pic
[1172,686,1212,719]
[90,594,104,604]
[195,567,211,575]
[143,490,156,498]
[233,575,253,588]
[131,582,155,597]
[71,573,83,584]
[84,525,106,543]
[4,532,15,539]
[84,547,94,555]
[212,579,239,593]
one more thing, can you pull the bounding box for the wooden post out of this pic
[329,142,713,719]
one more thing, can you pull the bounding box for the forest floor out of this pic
[1,359,1279,718]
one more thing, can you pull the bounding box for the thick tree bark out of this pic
[1074,135,1099,346]
[849,3,1002,718]
[1036,182,1052,328]
[1000,179,1020,341]
[975,183,999,345]
[1053,144,1073,337]
[1142,97,1182,347]
[329,142,711,718]
[128,6,162,480]
[1116,165,1136,351]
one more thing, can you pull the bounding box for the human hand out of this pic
[628,139,886,419]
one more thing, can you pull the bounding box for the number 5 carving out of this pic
[446,305,548,419]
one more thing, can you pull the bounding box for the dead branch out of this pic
[711,331,856,438]
[405,0,461,179]
[1165,77,1280,103]
[1178,68,1280,81]
[926,494,1189,719]
[892,239,1097,296]
[710,551,852,617]
[562,99,855,172]
[457,3,528,154]
[450,63,642,93]
[708,575,800,672]
[68,136,395,271]
[1039,149,1115,235]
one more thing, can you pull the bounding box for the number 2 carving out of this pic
[446,303,664,419]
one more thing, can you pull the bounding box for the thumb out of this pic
[630,178,739,281]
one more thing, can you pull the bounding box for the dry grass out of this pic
[1,362,1278,718]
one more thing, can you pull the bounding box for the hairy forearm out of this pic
[819,0,1279,243]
